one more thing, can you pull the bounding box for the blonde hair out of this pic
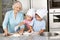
[12,1,22,10]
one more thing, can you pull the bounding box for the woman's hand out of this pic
[3,32,11,36]
[3,28,11,36]
[3,31,10,36]
[3,32,7,36]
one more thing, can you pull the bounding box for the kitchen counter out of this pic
[0,32,60,40]
[0,32,48,40]
[49,34,60,40]
[48,32,60,40]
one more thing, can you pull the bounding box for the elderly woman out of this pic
[2,1,25,36]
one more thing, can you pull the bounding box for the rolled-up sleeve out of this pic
[2,12,10,29]
[20,14,25,29]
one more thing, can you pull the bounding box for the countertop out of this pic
[0,33,48,40]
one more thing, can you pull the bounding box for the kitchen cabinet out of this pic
[18,0,47,13]
[17,0,30,13]
[31,0,47,10]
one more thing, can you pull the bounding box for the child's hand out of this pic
[27,30,31,33]
[27,30,34,33]
[38,30,45,35]
[38,31,44,35]
[31,30,34,33]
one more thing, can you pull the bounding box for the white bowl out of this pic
[10,33,21,37]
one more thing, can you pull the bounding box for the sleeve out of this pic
[20,13,25,29]
[41,21,46,30]
[29,18,35,26]
[2,11,10,29]
[23,20,26,24]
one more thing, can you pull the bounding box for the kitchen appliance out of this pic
[49,9,60,32]
[49,9,60,40]
[49,0,60,39]
[49,9,60,29]
[50,0,60,8]
[49,0,60,32]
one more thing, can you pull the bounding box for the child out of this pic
[29,9,47,34]
[15,9,35,33]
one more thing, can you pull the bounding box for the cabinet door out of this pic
[31,0,47,10]
[17,0,30,13]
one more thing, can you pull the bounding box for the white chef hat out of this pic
[26,8,35,17]
[36,8,48,18]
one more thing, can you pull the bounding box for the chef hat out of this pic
[26,8,35,17]
[36,8,48,18]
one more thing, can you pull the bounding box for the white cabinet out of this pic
[31,0,47,10]
[17,0,30,13]
[18,0,47,13]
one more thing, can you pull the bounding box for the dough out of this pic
[23,32,31,36]
[10,33,21,37]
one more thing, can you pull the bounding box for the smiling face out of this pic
[35,14,42,21]
[14,4,22,12]
[26,15,33,21]
[12,2,22,13]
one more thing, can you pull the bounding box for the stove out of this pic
[49,0,60,30]
[49,9,60,29]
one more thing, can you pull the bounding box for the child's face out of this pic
[26,15,32,21]
[35,14,42,21]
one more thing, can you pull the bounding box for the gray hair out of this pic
[12,1,22,10]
